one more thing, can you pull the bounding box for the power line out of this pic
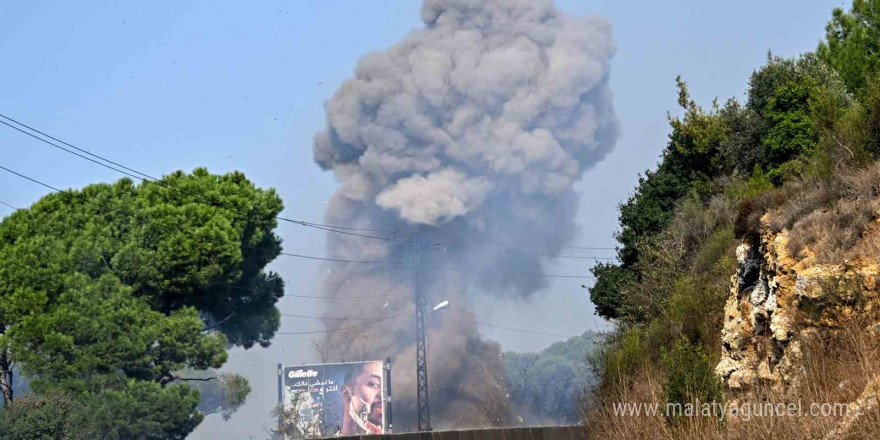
[1,167,591,286]
[279,220,411,243]
[429,246,614,261]
[0,113,160,182]
[280,312,399,321]
[291,220,408,234]
[1,116,617,251]
[275,312,407,335]
[417,261,596,280]
[279,252,402,265]
[517,272,595,279]
[217,280,405,300]
[0,165,65,193]
[440,312,580,339]
[278,291,406,299]
[3,168,588,337]
[424,230,616,261]
[0,199,17,211]
[476,321,578,339]
[0,115,410,238]
[497,249,616,260]
[0,119,151,183]
[562,245,616,251]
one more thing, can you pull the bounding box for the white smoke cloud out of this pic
[311,0,617,430]
[376,169,491,225]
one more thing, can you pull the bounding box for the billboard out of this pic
[278,361,385,438]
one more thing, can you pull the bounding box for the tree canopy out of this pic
[0,168,284,439]
[818,0,880,96]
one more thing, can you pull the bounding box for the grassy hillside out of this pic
[585,1,880,438]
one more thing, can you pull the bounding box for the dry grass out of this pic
[736,163,880,264]
[584,319,880,440]
[787,200,877,263]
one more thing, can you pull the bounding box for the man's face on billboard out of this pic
[343,361,383,429]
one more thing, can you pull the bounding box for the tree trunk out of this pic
[0,348,13,405]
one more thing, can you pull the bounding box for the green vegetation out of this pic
[0,168,283,439]
[588,0,880,434]
[661,339,724,423]
[818,0,880,97]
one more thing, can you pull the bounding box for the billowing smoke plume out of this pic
[312,0,617,430]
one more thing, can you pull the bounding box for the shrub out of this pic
[662,275,728,352]
[661,338,725,424]
[0,391,100,440]
[592,328,650,389]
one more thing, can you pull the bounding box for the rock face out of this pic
[715,215,880,391]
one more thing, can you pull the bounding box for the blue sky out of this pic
[0,1,842,438]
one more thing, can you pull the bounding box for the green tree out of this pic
[745,53,847,181]
[594,78,728,320]
[762,81,819,173]
[588,263,636,320]
[0,168,284,437]
[0,382,204,440]
[818,0,880,96]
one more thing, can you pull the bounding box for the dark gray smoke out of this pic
[311,0,617,431]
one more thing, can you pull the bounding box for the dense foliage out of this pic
[661,339,724,423]
[587,0,880,435]
[818,0,880,97]
[0,168,283,439]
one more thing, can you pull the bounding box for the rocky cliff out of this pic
[716,214,880,392]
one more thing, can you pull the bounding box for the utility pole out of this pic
[384,357,393,434]
[414,232,432,431]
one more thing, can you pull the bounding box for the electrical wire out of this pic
[290,220,408,234]
[425,233,616,261]
[0,113,160,182]
[0,165,405,263]
[279,252,401,265]
[1,115,620,250]
[416,262,597,280]
[0,119,152,183]
[2,116,620,252]
[0,165,65,193]
[0,114,411,239]
[441,311,580,339]
[562,245,616,251]
[278,219,411,242]
[1,180,589,339]
[497,249,616,260]
[216,280,406,300]
[0,199,18,211]
[280,313,399,321]
[477,322,578,338]
[275,312,407,335]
